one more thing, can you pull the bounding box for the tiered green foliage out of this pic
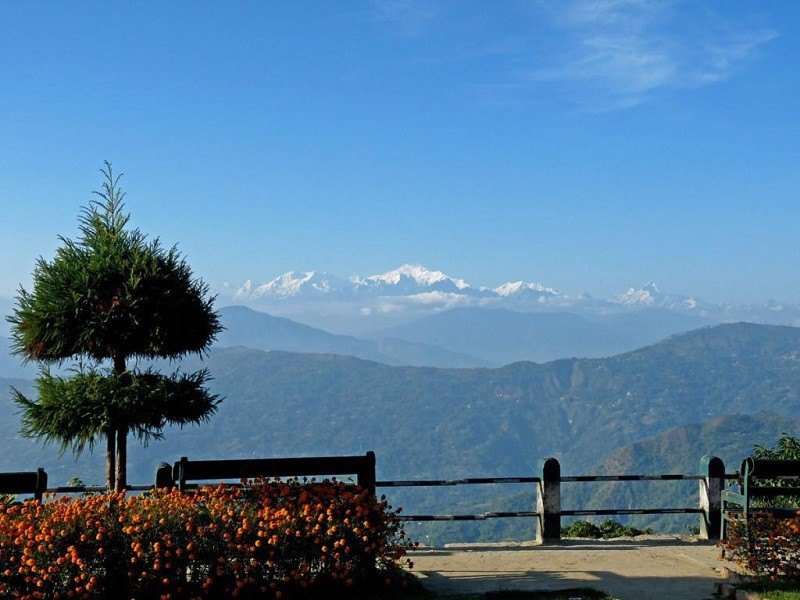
[7,163,221,490]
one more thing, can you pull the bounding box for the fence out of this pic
[376,455,734,542]
[7,452,737,543]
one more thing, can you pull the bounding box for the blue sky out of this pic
[1,0,797,303]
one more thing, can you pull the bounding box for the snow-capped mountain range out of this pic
[233,264,560,302]
[223,264,800,331]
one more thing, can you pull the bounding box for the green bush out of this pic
[561,520,601,538]
[561,519,652,539]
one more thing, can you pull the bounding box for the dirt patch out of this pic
[408,536,730,600]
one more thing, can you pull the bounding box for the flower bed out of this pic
[722,512,800,580]
[0,478,414,599]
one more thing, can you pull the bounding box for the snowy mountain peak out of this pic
[353,264,472,294]
[363,264,471,290]
[612,282,663,306]
[239,270,349,300]
[493,281,560,297]
[641,281,660,294]
[610,282,714,314]
[236,279,253,297]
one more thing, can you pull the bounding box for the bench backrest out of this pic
[743,456,800,480]
[0,469,48,501]
[172,452,376,494]
[739,456,800,508]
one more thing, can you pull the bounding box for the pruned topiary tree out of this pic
[8,162,222,490]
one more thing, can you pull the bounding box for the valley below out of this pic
[1,309,799,544]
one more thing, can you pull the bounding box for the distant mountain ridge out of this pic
[224,264,800,332]
[1,322,799,544]
[374,306,715,364]
[215,306,487,368]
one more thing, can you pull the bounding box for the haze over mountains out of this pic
[0,322,798,543]
[223,264,800,333]
[2,263,798,375]
[2,264,800,542]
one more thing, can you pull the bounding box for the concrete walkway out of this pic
[409,536,730,600]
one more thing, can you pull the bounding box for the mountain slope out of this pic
[216,305,487,368]
[2,322,799,543]
[376,306,715,364]
[146,323,800,478]
[564,412,800,531]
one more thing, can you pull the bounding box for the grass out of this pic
[736,580,800,599]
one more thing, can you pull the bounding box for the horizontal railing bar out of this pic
[562,475,703,482]
[45,485,158,494]
[749,487,800,498]
[177,455,370,482]
[47,486,108,493]
[377,477,540,487]
[721,491,746,506]
[399,511,539,522]
[380,473,743,487]
[563,508,704,516]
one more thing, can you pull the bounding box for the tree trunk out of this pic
[105,426,116,491]
[115,422,127,491]
[113,355,127,492]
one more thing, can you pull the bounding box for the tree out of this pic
[8,163,222,490]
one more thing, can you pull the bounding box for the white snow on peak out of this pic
[362,264,471,290]
[610,282,713,314]
[235,279,253,298]
[242,271,350,299]
[612,282,662,306]
[493,281,560,297]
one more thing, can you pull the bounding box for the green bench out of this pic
[171,452,376,495]
[721,456,800,539]
[0,469,48,502]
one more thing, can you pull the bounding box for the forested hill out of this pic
[563,412,800,532]
[173,321,800,477]
[1,322,799,542]
[1,322,798,486]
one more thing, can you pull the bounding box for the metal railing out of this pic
[376,455,735,541]
[2,453,740,543]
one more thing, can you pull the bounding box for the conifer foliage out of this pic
[8,162,222,490]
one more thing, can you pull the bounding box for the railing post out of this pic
[699,455,724,541]
[536,457,561,543]
[34,468,47,502]
[173,457,189,492]
[155,462,174,490]
[357,451,376,498]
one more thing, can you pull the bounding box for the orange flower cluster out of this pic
[0,479,414,599]
[722,511,800,579]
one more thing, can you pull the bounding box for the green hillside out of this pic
[1,322,799,543]
[563,412,800,534]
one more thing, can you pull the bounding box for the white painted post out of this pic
[699,455,724,541]
[536,457,561,543]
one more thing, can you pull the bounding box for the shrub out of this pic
[561,520,601,538]
[561,519,652,539]
[597,519,652,539]
[0,479,414,598]
[722,512,800,580]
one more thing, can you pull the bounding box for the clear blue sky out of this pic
[1,1,798,303]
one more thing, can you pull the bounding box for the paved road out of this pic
[409,537,729,600]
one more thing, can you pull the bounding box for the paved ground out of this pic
[409,536,731,600]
